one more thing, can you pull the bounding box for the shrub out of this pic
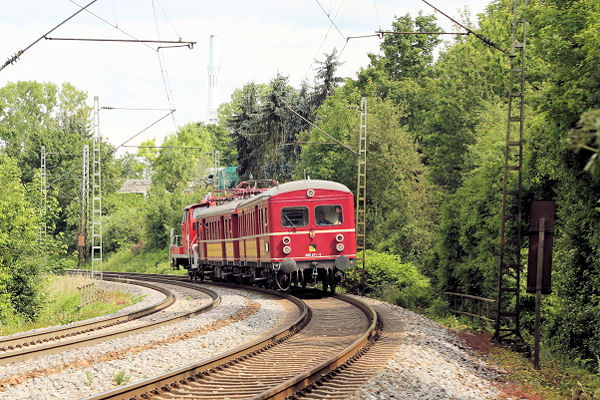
[345,249,433,309]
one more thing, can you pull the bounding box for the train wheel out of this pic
[276,270,291,291]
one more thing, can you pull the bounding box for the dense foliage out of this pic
[1,0,600,375]
[0,155,42,323]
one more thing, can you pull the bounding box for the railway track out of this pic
[82,284,377,400]
[0,275,219,366]
[2,271,405,399]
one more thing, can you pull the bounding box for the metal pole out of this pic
[92,96,102,280]
[355,97,367,294]
[79,145,89,265]
[215,150,220,190]
[40,146,47,268]
[533,217,545,370]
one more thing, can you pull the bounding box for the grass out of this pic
[113,369,130,385]
[100,246,187,275]
[0,274,140,336]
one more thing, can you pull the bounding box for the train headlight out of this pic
[335,234,344,242]
[306,189,315,198]
[336,243,344,252]
[283,245,292,254]
[282,236,291,245]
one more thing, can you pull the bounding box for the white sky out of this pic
[0,0,492,154]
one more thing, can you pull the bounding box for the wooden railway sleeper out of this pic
[284,329,380,400]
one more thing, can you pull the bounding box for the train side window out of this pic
[281,207,308,227]
[315,205,343,225]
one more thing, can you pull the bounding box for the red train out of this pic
[170,179,356,292]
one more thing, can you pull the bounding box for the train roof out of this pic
[189,180,351,218]
[192,200,241,219]
[237,179,351,209]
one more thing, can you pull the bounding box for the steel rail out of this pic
[252,294,378,400]
[0,277,173,353]
[84,286,310,400]
[84,284,378,400]
[0,276,219,365]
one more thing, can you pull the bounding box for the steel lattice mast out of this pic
[40,145,47,267]
[91,97,103,280]
[494,0,528,345]
[78,145,90,265]
[355,97,367,293]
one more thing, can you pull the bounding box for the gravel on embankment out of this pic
[0,286,285,400]
[354,298,504,400]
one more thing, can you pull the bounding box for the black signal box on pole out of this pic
[527,201,555,294]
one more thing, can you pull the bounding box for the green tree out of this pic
[151,122,214,192]
[522,0,600,366]
[567,109,600,177]
[0,155,43,323]
[296,90,437,262]
[223,52,342,182]
[0,81,121,258]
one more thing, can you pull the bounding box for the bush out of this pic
[345,250,433,309]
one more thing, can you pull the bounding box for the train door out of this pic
[199,218,207,261]
[254,206,260,260]
[239,210,246,262]
[219,216,226,262]
[231,214,240,261]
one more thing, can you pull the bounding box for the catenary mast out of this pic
[206,35,220,124]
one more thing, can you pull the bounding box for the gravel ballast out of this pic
[0,286,286,400]
[1,284,507,399]
[354,298,503,400]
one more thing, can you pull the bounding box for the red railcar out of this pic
[171,179,356,292]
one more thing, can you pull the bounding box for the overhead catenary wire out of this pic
[374,31,468,36]
[371,0,382,32]
[0,0,99,72]
[68,0,187,131]
[44,37,195,47]
[156,0,182,40]
[304,0,346,80]
[285,105,357,155]
[122,145,207,150]
[113,109,175,152]
[419,0,510,55]
[111,0,119,28]
[151,0,177,129]
[100,106,174,111]
[68,0,155,52]
[314,0,346,42]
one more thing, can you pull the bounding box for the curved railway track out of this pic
[0,275,219,365]
[5,271,402,399]
[82,282,377,400]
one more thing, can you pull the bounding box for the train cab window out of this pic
[281,207,308,227]
[315,205,343,225]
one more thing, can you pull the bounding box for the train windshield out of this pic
[281,207,308,227]
[315,205,343,226]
